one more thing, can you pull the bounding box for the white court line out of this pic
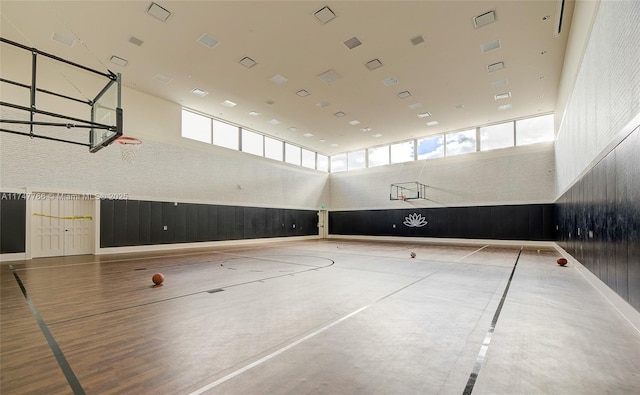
[188,305,369,395]
[455,244,489,262]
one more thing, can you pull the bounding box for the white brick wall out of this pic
[0,131,329,210]
[330,143,556,210]
[556,0,640,195]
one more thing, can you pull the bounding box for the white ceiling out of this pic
[0,1,573,155]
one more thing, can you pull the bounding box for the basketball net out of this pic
[116,136,142,164]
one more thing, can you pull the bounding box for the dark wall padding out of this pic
[0,193,26,253]
[100,200,318,248]
[329,203,555,241]
[556,126,640,312]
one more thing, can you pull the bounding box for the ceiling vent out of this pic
[426,121,439,126]
[109,56,128,67]
[498,104,512,111]
[491,79,509,88]
[314,6,336,24]
[411,35,425,46]
[417,112,431,119]
[221,100,237,108]
[318,69,341,84]
[269,74,288,85]
[481,39,501,53]
[296,89,310,97]
[365,59,383,71]
[397,91,411,99]
[268,119,280,125]
[128,36,144,46]
[494,92,511,100]
[334,111,346,117]
[348,120,361,125]
[154,73,173,83]
[303,133,314,137]
[487,61,505,72]
[408,103,422,110]
[382,77,398,86]
[238,56,257,68]
[344,36,362,49]
[191,88,208,97]
[51,32,75,47]
[198,33,220,49]
[473,10,496,29]
[315,101,330,108]
[147,2,171,22]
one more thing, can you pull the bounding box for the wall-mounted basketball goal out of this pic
[390,181,428,201]
[0,37,123,152]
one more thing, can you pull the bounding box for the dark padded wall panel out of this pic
[330,204,554,241]
[100,200,317,248]
[138,201,151,245]
[556,126,640,312]
[100,199,114,248]
[0,194,26,253]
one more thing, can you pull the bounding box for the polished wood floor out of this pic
[2,240,639,394]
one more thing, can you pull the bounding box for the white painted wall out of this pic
[330,143,556,211]
[555,0,640,196]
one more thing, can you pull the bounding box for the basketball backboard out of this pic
[390,181,428,201]
[0,37,122,152]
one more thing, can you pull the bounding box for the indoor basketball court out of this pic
[2,240,639,394]
[1,1,640,394]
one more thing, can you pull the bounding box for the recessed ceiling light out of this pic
[51,32,75,47]
[372,133,383,138]
[191,88,208,97]
[318,69,341,84]
[473,10,496,29]
[268,119,280,125]
[153,73,173,83]
[491,79,509,88]
[147,2,171,22]
[269,74,288,85]
[198,33,220,49]
[498,104,512,110]
[426,121,439,126]
[221,100,237,107]
[455,104,465,109]
[481,39,501,53]
[296,89,310,97]
[238,56,257,68]
[348,120,360,125]
[487,61,505,72]
[288,127,298,132]
[417,112,431,118]
[361,127,372,132]
[315,101,330,108]
[314,6,336,24]
[248,111,261,116]
[330,143,339,147]
[303,133,314,137]
[109,55,128,67]
[382,77,398,86]
[319,139,326,143]
[397,91,411,99]
[129,36,144,46]
[411,35,425,46]
[408,103,422,110]
[344,36,362,49]
[365,59,383,71]
[494,92,511,100]
[334,111,346,117]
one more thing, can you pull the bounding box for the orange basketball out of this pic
[557,258,568,266]
[152,273,165,285]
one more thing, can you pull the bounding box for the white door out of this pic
[31,194,94,258]
[318,210,329,238]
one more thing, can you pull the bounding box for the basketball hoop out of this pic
[116,136,142,164]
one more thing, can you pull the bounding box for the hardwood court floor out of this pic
[1,240,639,394]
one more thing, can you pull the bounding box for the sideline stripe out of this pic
[10,265,86,395]
[455,245,489,262]
[462,248,522,395]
